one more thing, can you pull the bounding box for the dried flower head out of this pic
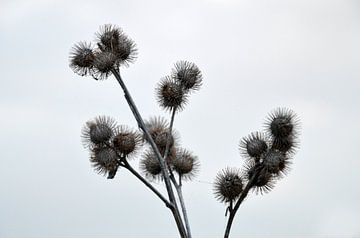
[214,168,243,203]
[140,150,162,181]
[263,150,291,176]
[266,108,299,138]
[81,116,117,148]
[246,164,275,194]
[172,148,199,181]
[90,146,119,179]
[112,126,142,157]
[69,42,95,76]
[156,77,187,112]
[96,24,137,66]
[144,117,179,152]
[172,61,202,91]
[92,51,118,80]
[271,136,298,154]
[239,132,268,161]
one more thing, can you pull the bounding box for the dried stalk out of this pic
[111,68,187,238]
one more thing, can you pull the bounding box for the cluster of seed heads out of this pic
[71,24,302,238]
[81,116,142,178]
[69,24,137,80]
[71,25,202,183]
[80,115,199,181]
[156,61,202,112]
[214,108,299,203]
[140,117,200,181]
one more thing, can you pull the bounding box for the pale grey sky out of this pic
[1,0,360,237]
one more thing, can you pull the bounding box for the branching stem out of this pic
[164,107,192,238]
[223,166,261,238]
[111,69,187,238]
[122,159,172,208]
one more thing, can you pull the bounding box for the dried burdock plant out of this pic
[112,125,142,158]
[90,146,119,179]
[81,116,116,148]
[96,24,137,66]
[70,24,301,238]
[215,107,300,238]
[69,41,95,76]
[214,168,243,203]
[172,148,199,182]
[239,132,268,162]
[140,149,163,181]
[92,51,119,80]
[156,76,188,112]
[172,60,202,92]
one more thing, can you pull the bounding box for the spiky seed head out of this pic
[96,24,137,66]
[81,116,116,148]
[90,146,119,178]
[92,51,118,80]
[156,77,187,112]
[172,148,199,181]
[246,165,275,194]
[239,132,268,160]
[144,117,179,151]
[266,108,299,138]
[214,168,243,203]
[140,150,162,180]
[154,131,174,149]
[112,126,142,157]
[271,136,298,154]
[263,150,290,176]
[115,35,137,65]
[172,61,202,91]
[69,42,95,76]
[97,24,121,51]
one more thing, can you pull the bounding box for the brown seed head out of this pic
[172,148,199,181]
[69,41,95,76]
[172,61,202,91]
[214,168,243,203]
[90,146,119,178]
[81,116,116,148]
[112,126,142,157]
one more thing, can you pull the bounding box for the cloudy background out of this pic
[1,0,359,237]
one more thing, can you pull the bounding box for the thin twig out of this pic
[104,142,172,208]
[164,107,192,238]
[122,159,172,208]
[177,176,192,238]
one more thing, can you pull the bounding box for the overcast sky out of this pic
[1,0,360,237]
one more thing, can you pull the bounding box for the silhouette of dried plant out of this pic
[70,24,301,238]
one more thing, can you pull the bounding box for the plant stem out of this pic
[164,107,192,238]
[122,159,172,208]
[177,176,192,238]
[111,69,187,238]
[223,168,259,238]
